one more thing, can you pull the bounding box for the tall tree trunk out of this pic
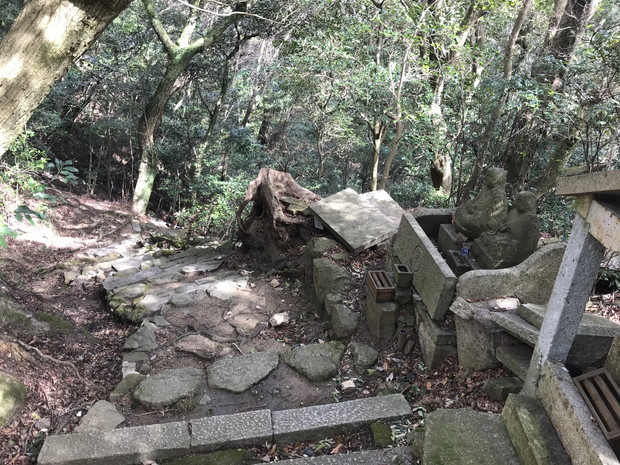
[0,0,131,157]
[368,119,387,191]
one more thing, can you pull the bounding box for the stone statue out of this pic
[473,191,540,269]
[454,167,508,239]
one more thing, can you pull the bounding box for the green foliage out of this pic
[598,268,620,292]
[46,158,80,185]
[536,193,573,238]
[0,223,18,249]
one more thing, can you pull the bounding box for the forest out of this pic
[0,0,619,239]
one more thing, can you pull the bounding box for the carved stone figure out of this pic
[473,191,540,269]
[454,167,508,239]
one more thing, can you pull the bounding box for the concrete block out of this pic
[410,208,455,238]
[496,345,533,381]
[272,394,410,443]
[483,377,523,401]
[437,223,460,253]
[365,288,397,343]
[415,303,456,369]
[393,214,456,320]
[605,337,620,387]
[37,421,190,465]
[191,410,272,452]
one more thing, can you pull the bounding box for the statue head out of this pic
[484,167,507,189]
[515,191,537,214]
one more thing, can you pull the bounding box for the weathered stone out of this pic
[109,373,146,402]
[123,324,158,352]
[303,237,339,276]
[103,267,163,291]
[190,410,272,453]
[423,408,519,465]
[181,259,223,275]
[393,214,457,320]
[415,303,457,369]
[63,270,79,284]
[38,421,190,465]
[282,341,345,383]
[133,291,174,315]
[605,337,620,386]
[309,189,403,253]
[365,291,397,344]
[312,258,355,309]
[330,304,358,339]
[272,394,410,443]
[170,287,207,307]
[74,400,125,433]
[483,377,523,401]
[133,367,205,409]
[262,448,412,464]
[195,273,249,300]
[456,243,565,304]
[147,272,184,285]
[437,223,461,253]
[175,334,221,359]
[371,422,393,446]
[350,343,378,372]
[112,283,148,301]
[0,372,27,426]
[502,394,570,465]
[518,303,620,337]
[122,351,149,364]
[207,351,279,393]
[165,449,256,465]
[496,345,533,381]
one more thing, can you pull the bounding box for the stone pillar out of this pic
[523,214,606,395]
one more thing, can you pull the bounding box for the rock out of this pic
[371,421,394,447]
[329,304,358,339]
[0,372,27,426]
[63,270,80,284]
[303,237,339,275]
[74,400,125,433]
[181,259,223,275]
[282,341,346,383]
[164,449,256,465]
[196,273,249,300]
[109,373,146,402]
[207,351,279,393]
[133,367,205,410]
[269,312,290,327]
[312,258,355,309]
[123,325,158,352]
[122,351,148,364]
[483,377,523,402]
[175,334,220,359]
[350,343,378,373]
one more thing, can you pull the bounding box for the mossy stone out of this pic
[0,372,27,426]
[34,313,73,335]
[163,449,255,465]
[371,421,394,447]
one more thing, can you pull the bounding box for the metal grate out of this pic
[574,368,620,441]
[366,270,395,303]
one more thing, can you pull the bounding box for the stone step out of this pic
[518,303,620,337]
[489,310,538,345]
[496,345,533,381]
[422,408,520,465]
[252,447,411,464]
[502,394,571,465]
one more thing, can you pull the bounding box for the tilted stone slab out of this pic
[423,408,519,465]
[518,303,620,337]
[272,394,410,443]
[310,188,403,253]
[393,214,456,320]
[190,410,272,452]
[252,447,412,464]
[37,421,190,465]
[207,351,279,392]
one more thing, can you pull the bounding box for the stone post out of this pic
[523,213,606,395]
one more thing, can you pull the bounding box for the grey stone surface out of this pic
[147,271,184,285]
[415,303,457,369]
[502,394,570,465]
[169,286,207,306]
[181,259,223,275]
[133,291,173,314]
[410,208,454,238]
[365,291,397,344]
[312,258,355,310]
[329,304,358,339]
[207,351,279,392]
[195,273,249,300]
[303,237,339,276]
[272,394,410,443]
[133,367,205,409]
[518,303,620,337]
[109,373,146,402]
[0,372,27,426]
[253,447,411,464]
[483,377,523,401]
[175,334,221,359]
[393,214,457,320]
[103,267,163,291]
[350,343,378,373]
[123,325,158,351]
[496,345,533,381]
[536,360,617,465]
[555,170,620,196]
[37,421,191,465]
[190,410,272,452]
[605,337,620,386]
[489,311,538,345]
[74,401,125,434]
[310,188,403,253]
[282,341,346,383]
[437,223,461,253]
[422,408,519,465]
[456,243,565,304]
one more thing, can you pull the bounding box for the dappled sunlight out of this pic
[0,55,22,80]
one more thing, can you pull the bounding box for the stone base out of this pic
[415,301,456,369]
[445,250,480,277]
[472,240,519,270]
[437,223,461,253]
[366,289,397,344]
[483,377,523,401]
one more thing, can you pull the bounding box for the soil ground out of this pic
[0,190,618,464]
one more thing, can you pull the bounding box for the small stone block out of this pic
[272,394,410,444]
[37,421,190,465]
[393,264,413,288]
[437,223,460,253]
[366,290,397,343]
[483,377,523,401]
[190,410,273,452]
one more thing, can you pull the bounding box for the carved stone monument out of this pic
[472,191,540,269]
[454,167,508,239]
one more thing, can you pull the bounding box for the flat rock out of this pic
[181,259,223,275]
[196,273,249,300]
[207,351,279,393]
[109,373,146,402]
[123,325,158,352]
[282,341,346,383]
[349,343,378,372]
[133,367,205,409]
[175,334,221,359]
[74,400,125,433]
[329,304,358,339]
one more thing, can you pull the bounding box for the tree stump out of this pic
[236,168,321,253]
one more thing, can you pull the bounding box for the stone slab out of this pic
[207,351,279,392]
[411,208,455,238]
[74,400,125,434]
[437,223,461,253]
[577,199,620,252]
[555,170,620,196]
[359,189,405,229]
[415,303,457,369]
[272,394,410,443]
[309,188,403,253]
[502,394,570,465]
[518,303,620,337]
[423,408,520,465]
[496,345,533,380]
[252,447,411,464]
[103,267,163,291]
[483,377,523,401]
[190,410,272,452]
[489,311,539,345]
[37,421,191,465]
[536,360,618,465]
[393,214,457,320]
